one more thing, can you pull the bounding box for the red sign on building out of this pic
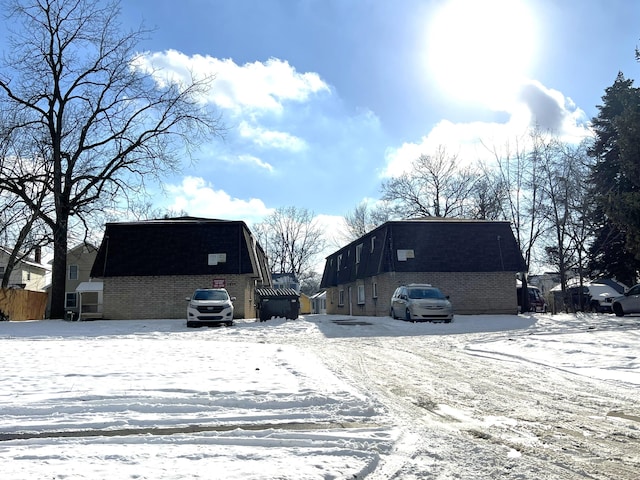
[212,278,226,288]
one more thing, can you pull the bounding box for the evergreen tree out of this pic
[588,216,639,287]
[588,72,640,284]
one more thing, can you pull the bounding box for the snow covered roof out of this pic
[75,281,103,293]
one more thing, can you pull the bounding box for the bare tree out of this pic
[536,137,594,310]
[0,0,221,317]
[381,146,479,218]
[0,193,50,287]
[340,200,395,243]
[481,133,548,271]
[534,132,575,302]
[253,206,327,277]
[0,128,51,287]
[466,175,509,221]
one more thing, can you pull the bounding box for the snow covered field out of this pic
[1,313,638,479]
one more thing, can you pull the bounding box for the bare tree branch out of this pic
[0,0,223,317]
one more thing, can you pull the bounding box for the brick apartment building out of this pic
[320,218,527,316]
[90,217,271,319]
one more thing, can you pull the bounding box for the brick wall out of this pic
[325,271,518,316]
[103,274,258,320]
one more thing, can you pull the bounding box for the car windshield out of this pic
[194,290,228,301]
[407,288,445,300]
[628,285,640,296]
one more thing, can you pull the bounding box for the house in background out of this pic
[271,273,300,291]
[299,292,311,314]
[45,243,99,319]
[90,217,271,320]
[310,291,327,314]
[62,243,99,319]
[320,219,527,317]
[272,273,311,314]
[0,246,49,291]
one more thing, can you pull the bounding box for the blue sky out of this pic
[119,0,639,231]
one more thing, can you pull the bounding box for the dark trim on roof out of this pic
[91,218,270,281]
[320,219,527,288]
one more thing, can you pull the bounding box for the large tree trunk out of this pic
[49,218,68,319]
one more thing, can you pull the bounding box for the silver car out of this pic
[390,284,453,323]
[612,284,640,317]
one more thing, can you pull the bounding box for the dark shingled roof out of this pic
[91,217,269,279]
[320,219,527,288]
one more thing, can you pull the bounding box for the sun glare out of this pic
[426,0,537,109]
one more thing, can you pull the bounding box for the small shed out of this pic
[255,288,300,321]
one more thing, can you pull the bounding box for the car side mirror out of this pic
[185,297,191,302]
[230,296,236,302]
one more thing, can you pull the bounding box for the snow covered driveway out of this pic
[1,313,638,479]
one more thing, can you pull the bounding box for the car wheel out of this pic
[613,303,624,317]
[225,321,233,327]
[390,307,395,319]
[186,321,199,328]
[405,308,411,321]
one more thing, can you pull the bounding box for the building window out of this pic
[337,254,343,271]
[357,284,365,304]
[338,289,345,306]
[69,265,78,280]
[65,292,77,309]
[372,281,378,298]
[371,236,376,252]
[355,243,363,264]
[397,249,415,261]
[0,266,4,279]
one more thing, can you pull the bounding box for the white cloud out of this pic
[166,176,274,223]
[238,121,307,151]
[133,51,330,114]
[233,154,274,172]
[382,80,592,178]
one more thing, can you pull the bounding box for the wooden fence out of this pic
[0,288,48,321]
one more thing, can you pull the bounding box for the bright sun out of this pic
[426,0,537,109]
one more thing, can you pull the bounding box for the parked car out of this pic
[186,288,235,327]
[612,284,640,317]
[585,283,620,313]
[517,286,547,313]
[390,284,453,323]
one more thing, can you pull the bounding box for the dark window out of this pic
[65,293,77,308]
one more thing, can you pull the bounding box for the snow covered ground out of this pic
[1,312,638,479]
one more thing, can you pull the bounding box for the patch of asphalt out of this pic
[0,421,381,442]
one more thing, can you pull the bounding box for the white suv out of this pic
[390,284,453,323]
[186,288,235,327]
